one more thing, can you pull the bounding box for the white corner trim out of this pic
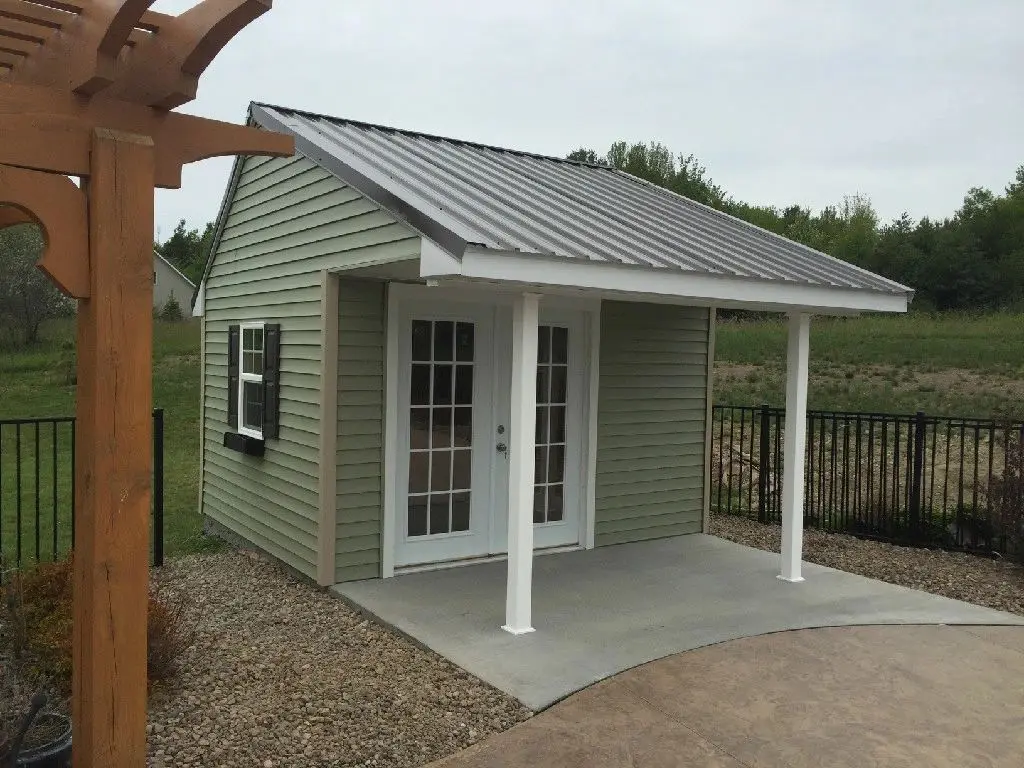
[192,280,206,317]
[381,282,400,579]
[438,249,910,314]
[197,315,206,519]
[780,312,811,583]
[584,302,601,549]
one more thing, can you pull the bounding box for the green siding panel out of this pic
[594,302,709,548]
[335,280,386,583]
[201,153,417,581]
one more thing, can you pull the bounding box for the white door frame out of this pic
[382,282,600,577]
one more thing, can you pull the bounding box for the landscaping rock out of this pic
[711,512,1024,616]
[147,551,531,767]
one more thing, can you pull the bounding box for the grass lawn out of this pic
[0,318,209,565]
[715,312,1024,418]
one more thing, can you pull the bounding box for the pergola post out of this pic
[779,312,810,583]
[503,292,540,635]
[72,128,155,766]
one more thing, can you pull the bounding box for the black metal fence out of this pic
[712,404,1024,556]
[0,408,165,571]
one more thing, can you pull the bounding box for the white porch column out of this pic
[503,292,540,634]
[779,312,810,583]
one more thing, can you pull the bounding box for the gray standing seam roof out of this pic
[250,103,911,297]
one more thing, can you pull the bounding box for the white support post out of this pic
[503,292,540,635]
[779,312,810,583]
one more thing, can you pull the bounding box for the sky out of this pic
[151,0,1024,240]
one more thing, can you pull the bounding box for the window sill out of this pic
[223,431,265,457]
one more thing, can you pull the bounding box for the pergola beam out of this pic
[0,15,52,42]
[0,0,73,28]
[0,34,39,53]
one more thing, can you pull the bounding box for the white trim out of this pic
[396,544,581,575]
[584,301,601,549]
[197,314,206,518]
[424,249,910,315]
[382,283,400,578]
[237,321,266,440]
[779,312,810,583]
[503,292,539,635]
[702,307,717,533]
[192,280,206,317]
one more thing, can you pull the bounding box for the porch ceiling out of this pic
[333,535,1021,710]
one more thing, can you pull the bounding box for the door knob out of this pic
[496,442,508,454]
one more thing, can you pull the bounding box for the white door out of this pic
[490,309,588,552]
[395,304,495,566]
[394,296,588,568]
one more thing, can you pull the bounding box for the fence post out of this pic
[153,408,165,567]
[758,404,771,523]
[909,410,926,542]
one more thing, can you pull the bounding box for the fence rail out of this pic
[712,404,1024,556]
[0,408,165,571]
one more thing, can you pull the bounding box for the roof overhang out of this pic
[420,241,911,315]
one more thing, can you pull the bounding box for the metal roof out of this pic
[251,104,911,297]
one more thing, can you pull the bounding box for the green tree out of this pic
[0,224,72,347]
[155,219,215,285]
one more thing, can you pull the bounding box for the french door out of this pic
[395,305,495,566]
[394,299,587,568]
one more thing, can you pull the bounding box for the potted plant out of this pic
[0,689,71,768]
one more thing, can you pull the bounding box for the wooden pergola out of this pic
[0,2,293,765]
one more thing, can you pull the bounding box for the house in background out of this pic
[154,250,196,318]
[193,103,912,635]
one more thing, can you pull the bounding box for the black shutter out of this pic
[263,324,281,440]
[227,324,240,428]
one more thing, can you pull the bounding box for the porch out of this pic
[333,534,1022,710]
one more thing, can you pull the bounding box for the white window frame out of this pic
[238,321,266,440]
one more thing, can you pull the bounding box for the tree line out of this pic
[569,141,1024,311]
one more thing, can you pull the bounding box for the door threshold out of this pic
[395,544,583,575]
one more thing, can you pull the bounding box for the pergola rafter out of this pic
[0,2,293,766]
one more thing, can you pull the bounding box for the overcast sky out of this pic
[151,0,1024,240]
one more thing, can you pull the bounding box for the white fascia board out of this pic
[427,248,910,314]
[192,280,206,317]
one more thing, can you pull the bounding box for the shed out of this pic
[154,250,196,318]
[194,103,912,634]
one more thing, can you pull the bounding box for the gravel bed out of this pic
[711,513,1024,616]
[147,550,531,768]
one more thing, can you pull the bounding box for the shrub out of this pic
[1,557,196,693]
[159,293,184,322]
[987,433,1024,564]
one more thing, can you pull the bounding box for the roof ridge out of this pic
[251,102,614,171]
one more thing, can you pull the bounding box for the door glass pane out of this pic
[433,321,454,361]
[431,450,451,492]
[452,449,472,490]
[410,408,430,450]
[242,381,263,431]
[433,365,453,405]
[407,319,475,540]
[455,323,474,362]
[408,452,429,493]
[430,495,450,535]
[534,325,568,524]
[411,365,431,406]
[412,321,432,361]
[453,407,472,447]
[451,492,471,532]
[455,365,473,405]
[551,327,569,364]
[408,497,428,536]
[431,407,452,449]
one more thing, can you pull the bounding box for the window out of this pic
[238,324,265,438]
[227,322,280,447]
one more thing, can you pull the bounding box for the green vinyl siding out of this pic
[594,302,710,547]
[201,153,417,579]
[335,280,385,583]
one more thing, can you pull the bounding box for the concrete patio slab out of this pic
[430,625,1024,768]
[333,535,1023,710]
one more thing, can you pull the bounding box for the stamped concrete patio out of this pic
[334,535,1023,710]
